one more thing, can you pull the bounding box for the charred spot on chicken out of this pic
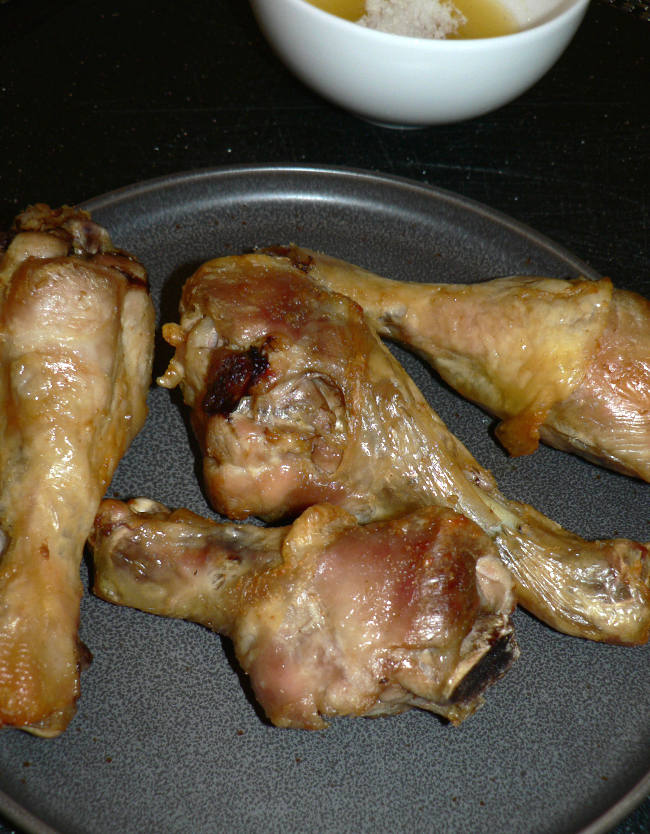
[202,345,270,416]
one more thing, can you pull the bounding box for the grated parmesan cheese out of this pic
[358,0,466,38]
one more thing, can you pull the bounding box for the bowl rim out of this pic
[251,0,591,46]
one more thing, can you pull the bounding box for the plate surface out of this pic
[1,165,648,834]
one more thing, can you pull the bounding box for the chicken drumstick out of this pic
[0,205,155,735]
[267,245,650,482]
[158,253,650,645]
[90,497,518,728]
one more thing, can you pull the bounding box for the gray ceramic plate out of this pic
[1,165,648,834]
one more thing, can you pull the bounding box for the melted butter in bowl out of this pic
[452,0,518,38]
[304,0,365,18]
[250,0,591,125]
[304,0,518,38]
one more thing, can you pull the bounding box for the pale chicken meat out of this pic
[0,205,155,736]
[158,253,650,644]
[266,245,650,481]
[90,497,518,728]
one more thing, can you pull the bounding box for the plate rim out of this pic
[80,162,602,281]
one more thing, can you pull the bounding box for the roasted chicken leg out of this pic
[0,205,155,735]
[90,497,518,728]
[158,254,650,644]
[266,245,650,481]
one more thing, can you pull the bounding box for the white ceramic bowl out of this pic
[249,0,590,126]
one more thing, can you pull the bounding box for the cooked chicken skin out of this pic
[266,245,650,481]
[0,205,155,736]
[90,497,518,728]
[158,254,650,644]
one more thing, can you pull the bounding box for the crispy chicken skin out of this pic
[266,245,650,481]
[90,498,518,728]
[0,205,155,736]
[158,254,650,644]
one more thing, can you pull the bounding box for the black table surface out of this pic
[0,1,648,832]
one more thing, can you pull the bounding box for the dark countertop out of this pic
[0,1,648,832]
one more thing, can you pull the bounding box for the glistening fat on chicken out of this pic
[157,253,650,645]
[0,205,155,736]
[90,498,518,728]
[265,245,650,482]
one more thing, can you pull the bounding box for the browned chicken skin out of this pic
[0,205,155,736]
[90,498,518,728]
[266,245,650,482]
[158,253,650,645]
